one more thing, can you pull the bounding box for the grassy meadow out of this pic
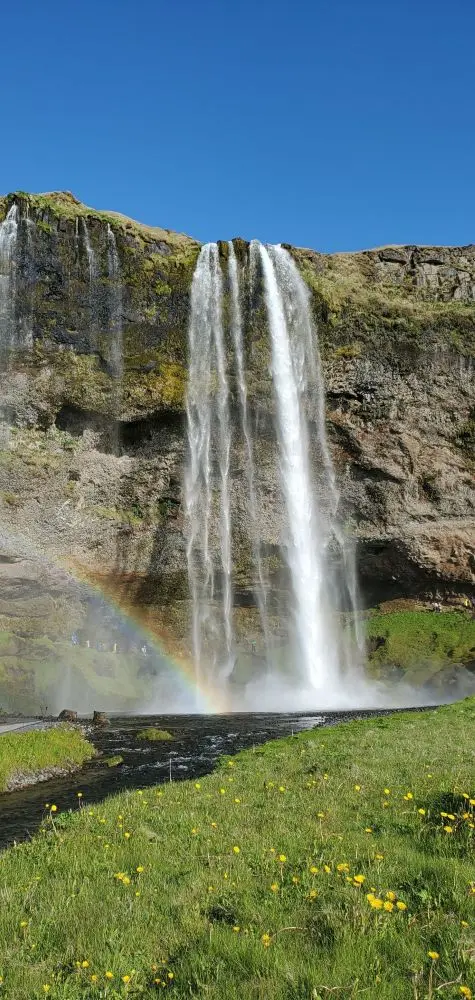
[0,726,95,792]
[0,701,474,998]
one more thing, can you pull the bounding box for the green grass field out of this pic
[0,726,95,792]
[0,701,474,998]
[367,610,475,680]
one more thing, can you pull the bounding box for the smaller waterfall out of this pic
[82,218,98,283]
[0,205,19,351]
[106,224,123,379]
[185,244,234,688]
[228,242,270,648]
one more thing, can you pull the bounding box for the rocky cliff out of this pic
[0,191,473,709]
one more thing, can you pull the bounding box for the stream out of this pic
[0,708,423,849]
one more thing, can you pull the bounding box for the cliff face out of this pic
[0,191,473,685]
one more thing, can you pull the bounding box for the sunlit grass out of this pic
[0,701,474,997]
[0,726,94,792]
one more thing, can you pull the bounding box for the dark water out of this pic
[0,709,422,850]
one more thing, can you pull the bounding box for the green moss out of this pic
[0,726,95,792]
[137,727,174,741]
[333,342,362,359]
[366,610,475,678]
[104,755,124,767]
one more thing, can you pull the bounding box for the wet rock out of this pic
[92,711,109,727]
[58,709,77,722]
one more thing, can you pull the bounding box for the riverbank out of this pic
[0,725,95,792]
[0,700,473,998]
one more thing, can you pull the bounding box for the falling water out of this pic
[228,242,270,647]
[186,241,362,704]
[107,224,123,379]
[0,205,19,350]
[185,244,234,688]
[82,218,98,283]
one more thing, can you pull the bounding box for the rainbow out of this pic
[0,524,226,713]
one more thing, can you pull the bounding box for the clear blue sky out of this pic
[1,0,473,251]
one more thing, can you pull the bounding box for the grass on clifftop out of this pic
[0,727,95,792]
[0,701,474,998]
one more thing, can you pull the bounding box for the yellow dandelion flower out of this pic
[194,782,201,790]
[441,811,448,818]
[384,788,390,795]
[461,920,469,927]
[91,974,98,983]
[77,792,83,798]
[261,932,271,947]
[234,798,241,803]
[308,888,318,899]
[383,901,394,912]
[122,974,131,983]
[81,960,89,968]
[337,863,349,872]
[292,875,300,884]
[354,874,365,884]
[447,814,456,821]
[232,926,240,932]
[470,799,475,806]
[354,784,361,791]
[418,808,426,816]
[124,832,131,839]
[317,812,325,818]
[323,864,331,873]
[370,898,383,909]
[167,972,174,980]
[443,825,453,833]
[232,845,240,854]
[309,865,318,874]
[428,951,439,961]
[219,788,226,795]
[385,891,396,901]
[366,893,375,901]
[278,786,286,792]
[50,805,57,813]
[365,828,373,834]
[403,792,413,800]
[136,866,144,873]
[460,987,472,998]
[396,901,407,910]
[375,853,384,860]
[211,822,217,829]
[135,891,140,897]
[191,828,198,835]
[19,920,28,928]
[382,801,389,808]
[270,882,279,892]
[278,854,287,863]
[105,971,114,979]
[42,987,51,994]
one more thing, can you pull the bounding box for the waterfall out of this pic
[0,205,19,351]
[107,224,122,379]
[82,218,98,283]
[186,240,362,705]
[228,242,270,648]
[185,243,234,687]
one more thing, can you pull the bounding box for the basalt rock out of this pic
[92,710,109,726]
[0,192,472,696]
[58,709,77,722]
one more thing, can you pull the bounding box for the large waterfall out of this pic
[185,241,362,707]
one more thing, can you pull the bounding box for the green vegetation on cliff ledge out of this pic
[137,727,173,741]
[367,610,475,681]
[0,726,95,792]
[0,701,474,998]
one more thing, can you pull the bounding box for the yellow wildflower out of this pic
[19,920,28,928]
[396,901,407,910]
[124,832,131,839]
[50,805,57,813]
[77,792,83,798]
[337,863,349,872]
[403,792,413,800]
[261,932,271,947]
[270,882,279,892]
[91,974,98,983]
[461,920,469,927]
[354,875,365,884]
[194,782,201,790]
[354,784,361,791]
[323,864,331,873]
[122,974,131,983]
[136,866,144,873]
[383,901,394,912]
[232,926,240,932]
[219,788,226,795]
[418,808,426,816]
[385,891,396,901]
[105,971,114,979]
[278,854,287,863]
[317,812,325,818]
[292,875,300,884]
[428,951,439,961]
[81,960,89,968]
[278,786,286,792]
[309,865,318,874]
[365,827,373,833]
[384,788,390,795]
[375,854,384,860]
[234,798,241,803]
[232,845,240,854]
[460,987,472,998]
[370,898,383,909]
[443,825,453,833]
[308,888,318,899]
[382,801,389,808]
[43,987,51,994]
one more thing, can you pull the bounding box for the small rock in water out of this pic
[58,709,78,722]
[92,711,109,727]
